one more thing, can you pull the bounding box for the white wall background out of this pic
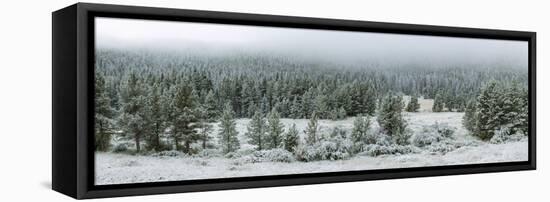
[0,0,546,201]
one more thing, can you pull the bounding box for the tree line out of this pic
[96,49,526,119]
[95,49,528,153]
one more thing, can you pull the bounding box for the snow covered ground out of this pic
[95,112,528,185]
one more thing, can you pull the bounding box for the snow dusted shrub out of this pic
[295,136,354,162]
[225,147,256,159]
[392,129,412,145]
[433,122,455,139]
[113,143,129,153]
[371,133,392,146]
[151,150,186,157]
[412,123,456,147]
[188,143,204,155]
[490,126,527,144]
[425,141,457,154]
[224,152,238,159]
[353,132,392,153]
[195,149,222,158]
[254,149,296,163]
[233,155,261,164]
[411,132,441,147]
[489,127,510,144]
[234,149,295,164]
[361,144,417,157]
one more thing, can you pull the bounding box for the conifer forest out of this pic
[94,18,529,185]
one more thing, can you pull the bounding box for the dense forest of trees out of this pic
[94,49,528,155]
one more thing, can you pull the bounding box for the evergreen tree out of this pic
[204,90,219,121]
[196,105,213,149]
[118,72,148,153]
[502,82,528,135]
[95,73,115,151]
[240,81,254,117]
[170,83,199,153]
[145,84,166,151]
[266,108,285,149]
[304,112,320,145]
[283,123,299,152]
[462,100,477,132]
[301,90,314,118]
[432,91,444,112]
[473,81,528,140]
[328,127,343,138]
[364,94,377,116]
[218,103,240,154]
[328,108,339,121]
[377,94,407,137]
[351,116,371,144]
[314,94,329,119]
[260,95,270,114]
[245,110,266,150]
[335,85,352,116]
[475,81,501,140]
[337,107,347,120]
[289,96,302,119]
[278,98,290,118]
[406,95,421,112]
[349,84,362,116]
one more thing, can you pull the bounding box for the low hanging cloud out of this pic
[96,17,528,69]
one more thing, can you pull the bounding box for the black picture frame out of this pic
[52,3,536,199]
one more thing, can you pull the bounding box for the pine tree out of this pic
[330,127,348,139]
[278,98,290,118]
[290,96,302,119]
[335,85,352,116]
[240,81,254,117]
[245,110,266,150]
[377,94,407,137]
[475,81,501,140]
[473,81,528,140]
[462,100,477,132]
[301,90,314,118]
[283,123,299,152]
[305,112,320,145]
[351,116,371,143]
[260,95,270,114]
[266,108,285,149]
[196,105,213,149]
[204,90,219,121]
[145,84,166,151]
[406,95,421,112]
[349,84,362,116]
[502,82,528,135]
[170,83,199,153]
[432,91,444,112]
[95,73,115,151]
[516,85,529,135]
[314,94,329,119]
[337,107,347,120]
[118,72,148,153]
[364,94,377,116]
[218,103,240,154]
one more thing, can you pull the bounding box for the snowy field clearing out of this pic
[96,141,526,185]
[95,112,528,185]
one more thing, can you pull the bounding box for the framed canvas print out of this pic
[52,3,536,199]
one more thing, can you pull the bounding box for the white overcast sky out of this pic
[95,17,528,67]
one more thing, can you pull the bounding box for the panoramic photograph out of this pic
[93,17,529,185]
